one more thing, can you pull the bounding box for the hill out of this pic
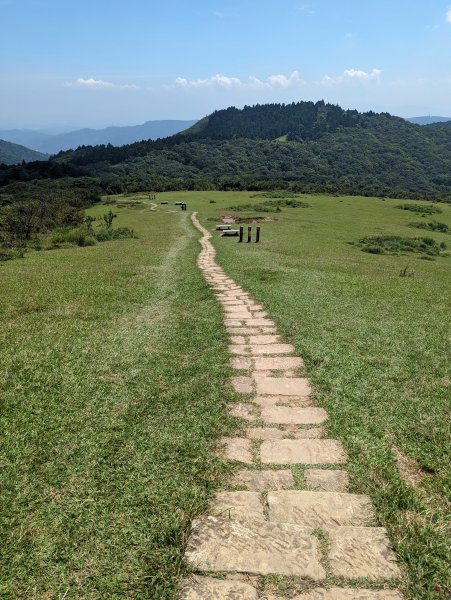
[0,139,49,165]
[407,116,451,125]
[0,120,197,154]
[1,101,451,200]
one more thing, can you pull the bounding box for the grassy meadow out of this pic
[184,190,449,600]
[1,190,450,599]
[0,199,238,598]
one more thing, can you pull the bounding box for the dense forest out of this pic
[1,102,451,253]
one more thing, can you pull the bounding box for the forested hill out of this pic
[0,139,49,165]
[182,101,394,141]
[1,101,451,200]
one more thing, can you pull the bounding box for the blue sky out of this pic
[1,0,451,129]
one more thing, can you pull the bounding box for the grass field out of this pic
[183,190,449,600]
[1,191,450,599]
[0,201,238,598]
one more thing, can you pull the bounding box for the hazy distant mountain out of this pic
[0,120,197,154]
[407,116,451,125]
[0,139,49,165]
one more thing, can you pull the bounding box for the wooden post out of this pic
[247,226,252,243]
[239,226,244,242]
[255,226,260,243]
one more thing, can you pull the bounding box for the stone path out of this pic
[180,213,403,599]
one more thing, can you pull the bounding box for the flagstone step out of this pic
[247,426,325,439]
[267,490,374,528]
[254,395,314,407]
[261,406,327,425]
[305,469,349,492]
[228,403,256,420]
[220,437,253,464]
[254,356,304,370]
[249,344,295,355]
[260,439,346,464]
[185,516,325,579]
[327,526,401,580]
[257,376,312,396]
[179,576,258,600]
[232,469,294,491]
[291,589,403,599]
[212,491,265,521]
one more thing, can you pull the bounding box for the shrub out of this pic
[396,203,442,215]
[95,226,136,241]
[358,235,446,256]
[409,221,450,233]
[0,248,25,261]
[50,227,97,248]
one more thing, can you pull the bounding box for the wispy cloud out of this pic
[174,71,304,90]
[295,4,314,14]
[320,68,381,85]
[67,77,139,89]
[446,6,451,23]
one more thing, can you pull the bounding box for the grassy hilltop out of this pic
[0,191,450,599]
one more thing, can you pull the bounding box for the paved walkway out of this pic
[180,214,403,599]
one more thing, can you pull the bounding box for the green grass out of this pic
[0,199,238,598]
[2,191,450,599]
[152,191,450,599]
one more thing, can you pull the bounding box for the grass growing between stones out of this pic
[0,202,237,598]
[152,190,450,600]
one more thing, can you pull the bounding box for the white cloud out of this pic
[69,77,139,90]
[174,71,304,90]
[447,6,451,23]
[320,68,381,85]
[267,70,304,87]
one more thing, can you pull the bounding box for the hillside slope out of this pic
[1,102,451,199]
[0,139,49,165]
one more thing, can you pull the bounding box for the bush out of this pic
[50,227,97,248]
[396,203,442,215]
[0,248,25,261]
[409,221,450,233]
[95,226,137,241]
[358,235,446,256]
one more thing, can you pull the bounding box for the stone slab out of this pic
[247,335,280,345]
[254,395,314,407]
[327,526,401,580]
[232,469,294,491]
[261,406,327,425]
[179,576,258,599]
[243,319,276,327]
[268,491,374,528]
[254,356,304,370]
[225,319,243,327]
[229,345,250,355]
[228,328,262,335]
[257,377,312,396]
[286,427,325,439]
[212,491,264,521]
[247,427,285,440]
[228,403,256,420]
[221,438,252,464]
[230,336,246,345]
[260,439,346,465]
[231,357,253,370]
[185,516,325,579]
[304,469,349,492]
[231,376,253,394]
[249,344,295,356]
[293,589,403,599]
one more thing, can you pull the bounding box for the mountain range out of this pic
[0,120,197,155]
[0,139,49,165]
[1,102,451,201]
[407,116,451,125]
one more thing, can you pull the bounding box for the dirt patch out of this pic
[221,215,240,223]
[392,446,424,488]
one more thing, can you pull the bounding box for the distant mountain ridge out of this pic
[0,120,197,154]
[407,116,451,125]
[0,139,49,165]
[2,101,451,201]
